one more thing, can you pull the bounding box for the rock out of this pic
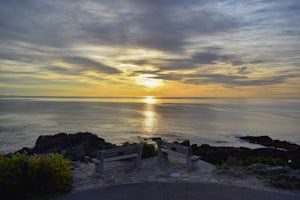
[265,166,285,174]
[252,148,288,159]
[189,135,298,167]
[247,163,268,173]
[32,132,116,161]
[290,160,300,170]
[240,136,273,146]
[14,147,35,155]
[170,173,180,178]
[191,144,198,152]
[151,137,162,141]
[247,164,288,177]
[285,166,298,178]
[192,144,288,165]
[239,135,299,151]
[180,140,190,147]
[239,135,300,169]
[288,148,300,169]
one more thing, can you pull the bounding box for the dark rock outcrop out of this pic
[239,135,300,169]
[189,143,288,165]
[289,148,300,169]
[33,132,116,161]
[239,135,299,151]
[180,140,290,167]
[14,147,35,156]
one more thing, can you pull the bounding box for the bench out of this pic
[94,144,143,177]
[155,140,200,171]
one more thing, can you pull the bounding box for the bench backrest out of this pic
[98,145,143,159]
[157,140,193,156]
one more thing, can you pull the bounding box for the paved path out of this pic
[57,182,300,200]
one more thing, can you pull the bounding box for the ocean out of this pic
[0,97,299,154]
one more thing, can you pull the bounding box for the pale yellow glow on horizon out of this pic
[144,96,157,104]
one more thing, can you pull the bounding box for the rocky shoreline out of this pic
[14,132,300,169]
[189,136,300,169]
[9,132,300,191]
[15,132,116,160]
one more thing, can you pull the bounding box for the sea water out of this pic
[0,97,299,153]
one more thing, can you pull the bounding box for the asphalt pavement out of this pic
[56,182,300,200]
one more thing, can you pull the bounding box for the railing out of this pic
[0,161,28,200]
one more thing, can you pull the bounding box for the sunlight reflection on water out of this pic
[143,103,158,134]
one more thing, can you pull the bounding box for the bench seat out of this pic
[94,144,143,177]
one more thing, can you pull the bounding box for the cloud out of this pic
[148,50,246,71]
[0,1,76,48]
[237,66,250,75]
[0,0,240,53]
[81,0,240,52]
[183,74,297,87]
[40,65,76,75]
[63,56,121,74]
[0,0,299,96]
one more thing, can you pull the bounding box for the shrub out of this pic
[242,156,287,166]
[121,142,157,159]
[222,156,288,168]
[0,153,27,199]
[225,156,243,166]
[141,142,157,159]
[0,153,72,199]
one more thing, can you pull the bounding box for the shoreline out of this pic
[12,133,300,169]
[3,132,300,193]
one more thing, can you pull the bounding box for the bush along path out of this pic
[0,153,72,199]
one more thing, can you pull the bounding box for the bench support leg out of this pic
[186,158,192,172]
[162,152,169,161]
[95,160,100,173]
[188,159,200,171]
[136,145,143,169]
[98,157,104,178]
[158,148,169,162]
[157,146,162,162]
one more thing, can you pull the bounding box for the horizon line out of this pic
[0,95,299,99]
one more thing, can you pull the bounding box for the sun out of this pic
[144,96,157,104]
[138,74,162,88]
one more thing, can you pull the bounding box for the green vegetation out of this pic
[224,156,287,166]
[224,156,243,166]
[0,153,72,199]
[140,142,157,159]
[121,142,157,159]
[242,156,287,166]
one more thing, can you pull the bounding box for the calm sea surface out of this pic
[0,97,299,153]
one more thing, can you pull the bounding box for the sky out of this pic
[0,0,299,97]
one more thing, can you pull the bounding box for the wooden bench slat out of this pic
[159,145,190,154]
[161,149,187,158]
[101,146,141,154]
[94,144,143,178]
[101,150,141,158]
[160,141,189,149]
[103,153,139,162]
